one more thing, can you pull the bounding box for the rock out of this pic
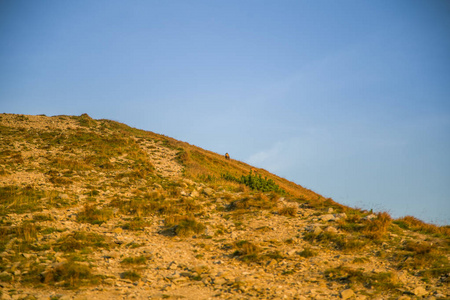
[325,226,338,233]
[413,286,428,297]
[0,293,12,300]
[167,262,178,270]
[363,214,377,221]
[397,296,411,300]
[287,249,297,256]
[266,259,277,267]
[335,213,347,219]
[112,227,123,234]
[214,277,227,286]
[21,253,33,259]
[341,289,355,299]
[59,193,69,200]
[312,226,323,235]
[190,190,199,198]
[202,188,215,196]
[320,214,335,222]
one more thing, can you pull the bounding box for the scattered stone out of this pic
[202,187,215,196]
[113,227,123,234]
[320,214,335,222]
[413,286,428,297]
[363,214,377,221]
[190,190,199,198]
[341,289,355,299]
[324,226,338,233]
[168,262,178,270]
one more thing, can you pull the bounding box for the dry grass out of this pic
[325,265,401,294]
[0,185,59,215]
[76,204,113,225]
[232,240,261,263]
[394,216,450,237]
[227,193,277,212]
[42,259,103,288]
[304,231,366,252]
[121,255,148,265]
[163,215,206,237]
[362,212,392,240]
[393,240,450,279]
[279,205,297,217]
[55,231,114,252]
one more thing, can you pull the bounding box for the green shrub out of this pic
[221,172,286,194]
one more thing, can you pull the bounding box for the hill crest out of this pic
[0,113,448,299]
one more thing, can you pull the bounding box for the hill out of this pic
[0,113,448,299]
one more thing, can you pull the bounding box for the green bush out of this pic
[221,172,286,194]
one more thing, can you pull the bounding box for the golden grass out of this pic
[395,216,450,236]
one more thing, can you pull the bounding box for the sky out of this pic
[1,1,449,224]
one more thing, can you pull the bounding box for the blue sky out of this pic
[1,1,449,224]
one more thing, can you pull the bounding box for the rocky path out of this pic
[137,139,183,178]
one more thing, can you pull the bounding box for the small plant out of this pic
[221,172,286,194]
[324,265,401,294]
[297,247,317,258]
[362,212,392,240]
[0,185,48,215]
[42,259,102,288]
[232,240,261,263]
[163,215,205,237]
[120,270,141,282]
[32,213,54,222]
[227,194,277,211]
[55,231,113,252]
[279,205,297,217]
[393,240,450,279]
[121,255,148,265]
[121,217,151,231]
[394,216,450,237]
[304,231,365,252]
[76,204,113,225]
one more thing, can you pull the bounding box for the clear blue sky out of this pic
[1,1,449,224]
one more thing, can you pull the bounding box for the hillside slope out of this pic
[0,113,448,300]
